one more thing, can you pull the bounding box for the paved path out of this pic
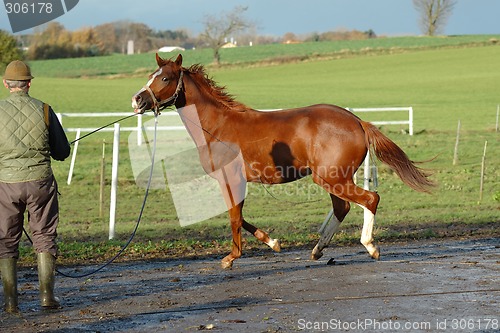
[1,238,499,332]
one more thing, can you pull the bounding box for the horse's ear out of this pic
[155,53,164,66]
[175,54,183,66]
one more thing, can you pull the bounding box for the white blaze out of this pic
[131,68,163,109]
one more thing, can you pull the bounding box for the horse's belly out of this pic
[246,164,311,184]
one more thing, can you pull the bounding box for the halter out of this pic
[143,70,184,115]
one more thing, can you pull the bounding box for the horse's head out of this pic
[132,53,184,114]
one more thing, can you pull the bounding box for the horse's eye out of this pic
[162,77,168,82]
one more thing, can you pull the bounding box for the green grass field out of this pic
[27,34,499,78]
[2,37,498,265]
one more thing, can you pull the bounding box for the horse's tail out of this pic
[360,121,435,193]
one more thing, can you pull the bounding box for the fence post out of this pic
[409,107,414,136]
[453,120,461,166]
[479,141,488,202]
[137,113,142,146]
[67,129,80,185]
[364,151,371,190]
[56,113,63,127]
[109,123,120,240]
[99,140,106,218]
[496,105,499,133]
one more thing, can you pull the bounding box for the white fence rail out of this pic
[346,107,414,135]
[57,112,185,146]
[57,106,414,142]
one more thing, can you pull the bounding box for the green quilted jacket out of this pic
[0,91,53,182]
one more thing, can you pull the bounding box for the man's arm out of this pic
[47,107,71,161]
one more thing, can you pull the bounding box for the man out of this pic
[0,60,70,313]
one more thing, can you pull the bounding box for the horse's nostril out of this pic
[135,95,141,102]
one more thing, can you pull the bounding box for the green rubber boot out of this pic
[0,258,19,313]
[37,253,61,309]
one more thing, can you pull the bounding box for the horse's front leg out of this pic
[242,220,281,252]
[221,203,244,269]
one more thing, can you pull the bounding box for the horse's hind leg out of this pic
[311,194,350,260]
[314,176,380,260]
[242,220,281,252]
[360,204,380,260]
[341,181,380,259]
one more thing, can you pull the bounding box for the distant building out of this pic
[158,46,186,53]
[221,42,237,48]
[127,40,134,55]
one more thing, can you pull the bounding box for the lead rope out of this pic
[48,72,184,277]
[23,113,160,278]
[70,113,138,144]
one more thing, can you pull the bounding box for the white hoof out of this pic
[268,239,281,252]
[311,245,323,260]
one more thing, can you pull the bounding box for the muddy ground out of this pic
[1,237,499,333]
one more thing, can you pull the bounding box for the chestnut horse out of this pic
[132,54,434,269]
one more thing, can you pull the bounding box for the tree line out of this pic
[12,20,194,60]
[8,20,375,62]
[1,0,456,68]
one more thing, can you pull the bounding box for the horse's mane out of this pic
[185,64,249,112]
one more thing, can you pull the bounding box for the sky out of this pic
[1,0,499,36]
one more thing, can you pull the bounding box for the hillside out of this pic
[28,35,500,78]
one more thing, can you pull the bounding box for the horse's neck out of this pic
[183,75,228,128]
[176,77,225,146]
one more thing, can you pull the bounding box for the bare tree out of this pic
[200,6,253,65]
[413,0,457,36]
